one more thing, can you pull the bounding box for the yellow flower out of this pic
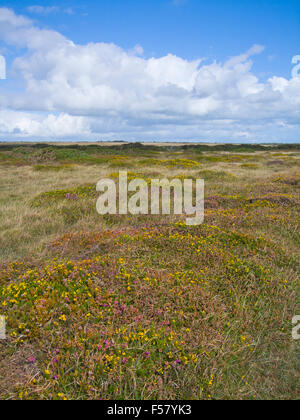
[58,393,67,400]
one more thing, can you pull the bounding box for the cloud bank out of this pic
[0,7,299,142]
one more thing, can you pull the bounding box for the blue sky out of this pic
[0,1,299,142]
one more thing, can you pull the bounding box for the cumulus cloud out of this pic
[0,110,91,138]
[0,7,299,141]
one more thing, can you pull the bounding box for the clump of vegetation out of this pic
[33,164,76,172]
[240,163,259,169]
[198,170,236,180]
[273,174,300,186]
[138,158,200,168]
[31,184,96,208]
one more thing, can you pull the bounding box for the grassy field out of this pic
[0,142,299,400]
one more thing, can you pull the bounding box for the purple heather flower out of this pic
[65,193,79,201]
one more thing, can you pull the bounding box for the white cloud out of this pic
[27,5,75,15]
[0,8,67,50]
[0,110,91,138]
[27,6,60,15]
[0,7,299,142]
